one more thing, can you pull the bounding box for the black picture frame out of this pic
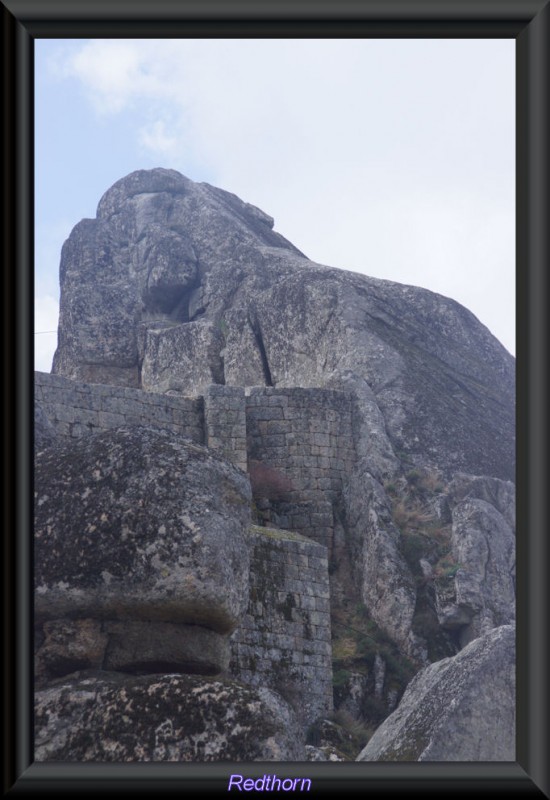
[2,0,548,796]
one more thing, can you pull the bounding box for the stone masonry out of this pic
[246,387,357,552]
[34,372,204,444]
[34,373,357,563]
[229,526,333,728]
[34,372,338,728]
[204,384,248,472]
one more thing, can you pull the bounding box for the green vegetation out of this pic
[385,468,459,661]
[387,469,456,584]
[331,600,416,719]
[248,524,310,543]
[218,318,229,339]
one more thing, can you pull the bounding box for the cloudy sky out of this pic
[35,38,515,371]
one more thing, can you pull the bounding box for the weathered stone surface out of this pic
[35,370,205,444]
[330,371,399,484]
[44,167,517,761]
[436,497,515,647]
[35,617,229,683]
[35,671,305,761]
[34,427,250,632]
[305,745,346,761]
[141,320,225,395]
[35,619,108,686]
[357,625,515,762]
[448,473,516,529]
[53,168,515,482]
[102,620,229,675]
[229,525,333,728]
[34,403,56,451]
[343,470,423,661]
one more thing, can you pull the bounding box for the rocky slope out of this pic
[53,168,515,483]
[38,168,516,762]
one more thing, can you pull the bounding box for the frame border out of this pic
[3,0,548,796]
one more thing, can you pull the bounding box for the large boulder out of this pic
[34,671,304,761]
[34,427,251,633]
[35,618,231,686]
[53,168,515,482]
[435,475,516,647]
[357,625,515,761]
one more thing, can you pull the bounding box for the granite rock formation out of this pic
[36,168,516,762]
[53,168,515,483]
[35,672,304,761]
[436,488,516,647]
[35,427,250,633]
[356,624,515,761]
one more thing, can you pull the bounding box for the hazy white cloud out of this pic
[60,40,164,113]
[139,119,180,157]
[40,38,515,355]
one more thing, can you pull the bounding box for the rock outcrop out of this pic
[34,415,334,751]
[357,625,515,761]
[53,168,515,483]
[436,492,516,647]
[35,427,251,633]
[343,470,422,660]
[35,672,304,761]
[37,168,516,762]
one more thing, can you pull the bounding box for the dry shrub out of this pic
[392,499,434,532]
[248,459,294,501]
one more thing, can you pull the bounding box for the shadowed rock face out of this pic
[53,168,515,481]
[356,625,515,762]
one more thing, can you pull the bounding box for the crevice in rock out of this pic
[210,350,226,386]
[208,326,226,386]
[142,270,203,324]
[113,661,221,676]
[248,313,273,387]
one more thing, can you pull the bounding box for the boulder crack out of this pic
[248,313,273,387]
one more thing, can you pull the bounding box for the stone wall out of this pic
[34,373,351,729]
[34,371,204,444]
[204,384,247,472]
[230,526,333,728]
[246,387,357,549]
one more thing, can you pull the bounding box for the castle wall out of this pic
[229,526,333,727]
[245,387,357,549]
[204,384,248,472]
[34,372,204,444]
[34,375,348,726]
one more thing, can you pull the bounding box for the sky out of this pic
[35,38,515,371]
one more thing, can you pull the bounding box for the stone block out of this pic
[98,410,126,428]
[52,405,76,423]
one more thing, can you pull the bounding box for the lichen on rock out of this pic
[35,672,305,761]
[34,426,251,632]
[36,168,516,763]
